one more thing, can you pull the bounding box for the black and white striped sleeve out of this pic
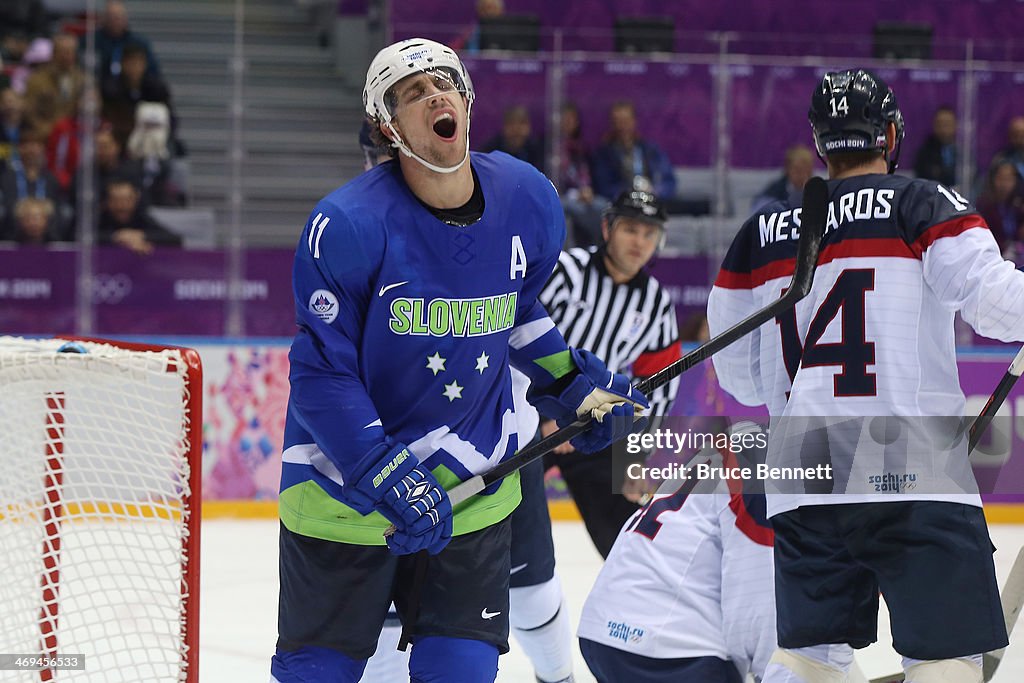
[630,284,681,416]
[539,248,587,326]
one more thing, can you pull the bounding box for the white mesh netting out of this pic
[0,337,197,682]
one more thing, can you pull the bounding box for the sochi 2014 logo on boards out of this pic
[309,289,339,323]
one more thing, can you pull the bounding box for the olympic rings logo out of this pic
[91,274,133,304]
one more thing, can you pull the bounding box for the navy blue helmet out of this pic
[808,69,905,171]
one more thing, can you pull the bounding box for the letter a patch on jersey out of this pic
[510,235,527,280]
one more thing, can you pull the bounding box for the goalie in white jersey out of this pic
[708,69,1024,683]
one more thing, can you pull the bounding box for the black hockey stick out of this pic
[975,345,1024,680]
[868,544,1024,683]
[970,344,1024,453]
[433,176,830,511]
[984,544,1024,680]
[868,345,1024,683]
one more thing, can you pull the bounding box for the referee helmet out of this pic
[603,178,668,250]
[604,181,668,226]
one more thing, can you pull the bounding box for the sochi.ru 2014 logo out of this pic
[308,289,339,323]
[607,620,645,645]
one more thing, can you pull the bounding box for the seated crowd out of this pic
[0,0,184,247]
[476,96,1024,258]
[4,2,1024,260]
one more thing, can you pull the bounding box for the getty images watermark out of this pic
[620,425,833,484]
[610,413,1024,496]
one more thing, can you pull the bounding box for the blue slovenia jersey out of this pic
[280,152,568,543]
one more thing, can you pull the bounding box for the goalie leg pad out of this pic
[764,645,853,683]
[903,655,982,683]
[409,636,498,683]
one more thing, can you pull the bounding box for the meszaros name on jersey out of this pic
[757,187,896,247]
[389,292,518,337]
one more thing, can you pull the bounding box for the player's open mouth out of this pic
[432,113,457,140]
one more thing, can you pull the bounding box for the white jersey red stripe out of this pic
[708,175,1024,517]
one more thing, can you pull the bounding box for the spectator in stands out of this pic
[23,34,86,140]
[591,99,676,204]
[750,144,815,213]
[0,124,66,239]
[990,116,1024,182]
[125,101,183,206]
[976,159,1024,261]
[47,85,103,196]
[558,101,608,247]
[101,41,174,150]
[98,177,181,254]
[74,125,141,207]
[913,106,958,189]
[0,1,49,43]
[481,104,545,172]
[0,87,25,166]
[450,0,504,53]
[89,0,162,80]
[18,39,57,97]
[0,0,49,66]
[10,196,57,243]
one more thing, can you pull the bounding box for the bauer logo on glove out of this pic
[372,447,410,489]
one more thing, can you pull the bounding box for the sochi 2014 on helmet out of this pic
[808,69,905,171]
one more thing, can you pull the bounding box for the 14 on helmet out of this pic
[808,69,905,171]
[362,38,475,173]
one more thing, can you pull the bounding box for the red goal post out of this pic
[0,336,202,683]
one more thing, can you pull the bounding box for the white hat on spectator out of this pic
[23,38,53,65]
[127,101,171,160]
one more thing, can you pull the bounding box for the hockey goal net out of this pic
[0,337,202,682]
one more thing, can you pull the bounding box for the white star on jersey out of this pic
[426,352,446,376]
[475,351,490,374]
[443,380,463,402]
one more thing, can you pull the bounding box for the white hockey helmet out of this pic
[362,38,475,174]
[363,38,475,125]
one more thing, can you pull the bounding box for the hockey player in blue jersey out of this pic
[269,38,649,683]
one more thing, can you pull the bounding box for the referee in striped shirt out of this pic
[539,182,681,558]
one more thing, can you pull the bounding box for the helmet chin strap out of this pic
[385,101,474,175]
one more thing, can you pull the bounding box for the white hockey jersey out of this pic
[577,450,776,678]
[707,174,1024,516]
